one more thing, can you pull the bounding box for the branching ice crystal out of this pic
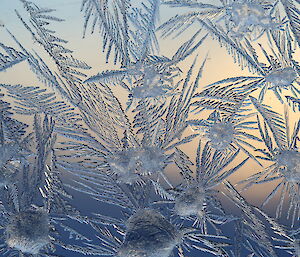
[257,207,300,257]
[0,0,300,256]
[155,141,244,235]
[159,0,284,48]
[134,146,167,176]
[57,59,203,206]
[0,43,27,72]
[159,0,299,79]
[223,181,278,257]
[282,233,300,257]
[0,152,95,257]
[85,31,206,110]
[0,144,22,165]
[0,193,91,257]
[0,94,30,189]
[0,144,22,188]
[89,206,229,257]
[257,47,300,102]
[242,100,300,226]
[192,42,300,108]
[189,111,261,164]
[223,1,288,41]
[106,148,143,185]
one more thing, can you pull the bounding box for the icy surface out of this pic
[118,209,179,257]
[0,0,299,256]
[5,209,50,254]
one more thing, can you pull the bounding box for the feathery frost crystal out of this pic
[0,0,299,256]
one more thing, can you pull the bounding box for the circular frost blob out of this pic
[107,148,141,184]
[265,67,297,88]
[118,209,179,257]
[208,122,234,150]
[5,209,50,254]
[276,150,300,182]
[174,185,206,217]
[228,2,267,31]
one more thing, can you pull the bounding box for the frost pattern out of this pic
[0,0,299,256]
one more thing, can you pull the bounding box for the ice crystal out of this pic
[241,102,300,225]
[207,122,235,151]
[256,207,300,257]
[5,209,50,254]
[295,238,300,252]
[189,111,261,164]
[275,150,300,182]
[155,141,244,235]
[89,206,228,257]
[0,0,300,256]
[85,31,206,109]
[224,181,277,257]
[158,0,300,86]
[117,209,180,257]
[0,145,21,187]
[0,157,93,256]
[265,67,298,87]
[0,43,27,72]
[106,148,143,185]
[281,0,300,48]
[105,146,167,185]
[192,42,300,107]
[135,147,166,175]
[174,185,206,218]
[259,54,300,102]
[226,2,270,33]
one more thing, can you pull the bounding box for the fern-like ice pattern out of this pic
[0,0,299,256]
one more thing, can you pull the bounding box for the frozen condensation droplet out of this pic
[174,185,206,218]
[118,209,180,257]
[5,209,50,254]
